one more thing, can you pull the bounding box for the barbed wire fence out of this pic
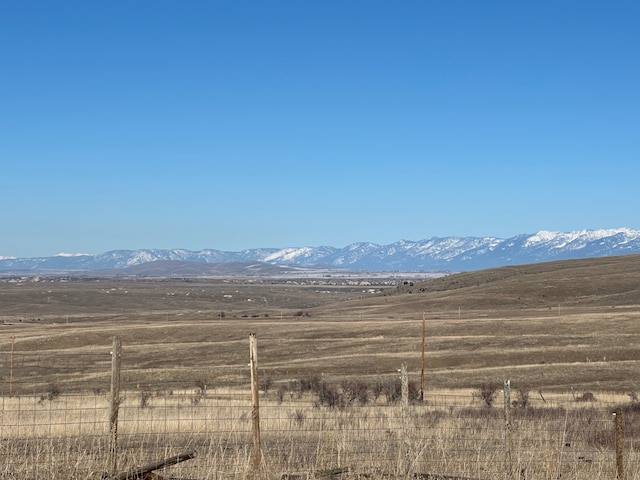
[1,334,637,480]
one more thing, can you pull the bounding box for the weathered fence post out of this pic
[109,336,122,476]
[401,362,411,475]
[9,336,15,397]
[503,379,513,478]
[614,407,624,479]
[249,333,262,470]
[420,314,426,402]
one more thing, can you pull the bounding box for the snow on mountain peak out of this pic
[264,247,314,262]
[525,228,638,249]
[2,227,640,273]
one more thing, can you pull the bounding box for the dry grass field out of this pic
[2,254,640,479]
[2,254,640,392]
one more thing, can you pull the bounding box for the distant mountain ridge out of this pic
[2,228,640,273]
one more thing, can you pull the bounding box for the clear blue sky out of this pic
[1,1,638,258]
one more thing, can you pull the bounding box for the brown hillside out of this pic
[319,254,640,317]
[2,254,640,392]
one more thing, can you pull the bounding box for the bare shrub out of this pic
[373,381,385,402]
[39,383,62,404]
[380,379,420,405]
[299,375,322,392]
[340,380,370,405]
[276,385,287,404]
[315,382,349,409]
[311,378,419,409]
[408,380,421,403]
[575,391,597,402]
[291,409,305,427]
[513,387,530,409]
[192,378,207,405]
[139,390,152,409]
[260,376,273,395]
[194,378,207,394]
[47,383,62,401]
[383,379,402,404]
[473,383,500,408]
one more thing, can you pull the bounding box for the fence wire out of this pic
[1,346,637,480]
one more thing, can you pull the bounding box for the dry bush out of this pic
[575,391,597,402]
[340,380,370,405]
[513,387,531,409]
[473,382,500,407]
[298,375,322,392]
[139,390,152,409]
[38,383,62,404]
[314,382,346,409]
[291,409,305,426]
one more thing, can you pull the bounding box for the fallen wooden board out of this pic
[413,473,488,480]
[106,450,196,480]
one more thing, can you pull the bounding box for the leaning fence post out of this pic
[249,333,262,470]
[401,362,411,475]
[503,379,513,478]
[614,407,624,479]
[109,336,122,476]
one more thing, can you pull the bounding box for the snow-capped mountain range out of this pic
[1,228,640,273]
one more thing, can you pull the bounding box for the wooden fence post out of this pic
[401,362,411,475]
[109,336,122,476]
[9,336,15,397]
[420,314,426,402]
[249,333,262,470]
[614,408,624,479]
[503,379,513,478]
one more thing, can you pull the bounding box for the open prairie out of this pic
[2,253,640,393]
[3,256,640,480]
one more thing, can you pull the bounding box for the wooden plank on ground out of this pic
[107,450,196,480]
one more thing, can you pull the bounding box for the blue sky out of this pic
[1,1,638,257]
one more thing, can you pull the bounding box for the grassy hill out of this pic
[1,254,640,393]
[318,253,640,317]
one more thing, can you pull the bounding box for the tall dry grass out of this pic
[1,386,638,479]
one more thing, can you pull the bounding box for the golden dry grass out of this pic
[1,386,637,479]
[2,255,640,478]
